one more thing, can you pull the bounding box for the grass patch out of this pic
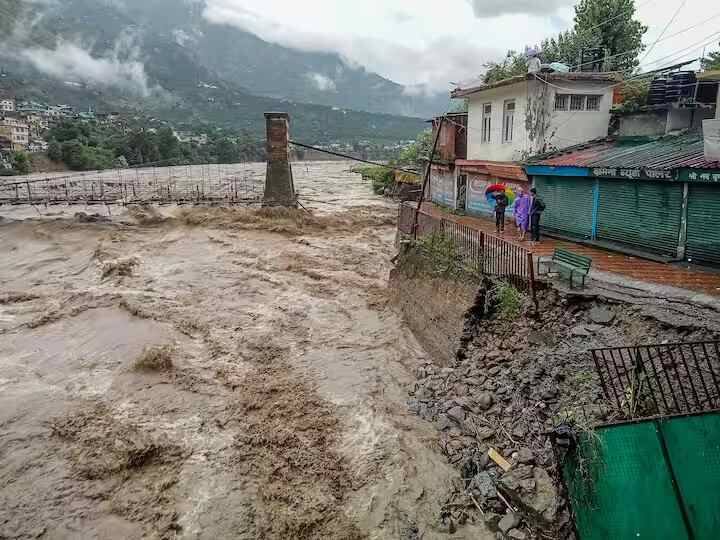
[493,281,522,320]
[133,345,174,372]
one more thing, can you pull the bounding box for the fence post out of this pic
[527,252,537,307]
[479,232,485,275]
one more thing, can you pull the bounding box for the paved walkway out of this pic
[420,202,720,297]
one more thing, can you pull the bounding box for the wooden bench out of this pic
[542,248,592,288]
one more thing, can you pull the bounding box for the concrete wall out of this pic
[667,106,716,132]
[466,79,613,162]
[429,166,456,209]
[619,110,668,137]
[547,81,614,148]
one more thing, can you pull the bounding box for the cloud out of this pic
[203,2,501,95]
[306,73,337,92]
[467,0,575,17]
[20,40,153,97]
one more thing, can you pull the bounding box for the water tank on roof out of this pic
[665,71,697,103]
[648,77,668,106]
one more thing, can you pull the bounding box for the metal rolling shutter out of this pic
[686,185,720,266]
[534,176,594,239]
[596,180,682,258]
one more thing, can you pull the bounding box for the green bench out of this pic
[543,248,592,288]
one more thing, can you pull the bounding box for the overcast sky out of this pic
[203,0,720,94]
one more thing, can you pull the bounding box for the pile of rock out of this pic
[407,287,704,538]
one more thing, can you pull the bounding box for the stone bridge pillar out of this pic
[263,112,296,207]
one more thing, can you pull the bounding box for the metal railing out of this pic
[397,202,536,299]
[0,163,266,205]
[591,341,720,419]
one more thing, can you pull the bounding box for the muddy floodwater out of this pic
[0,162,490,539]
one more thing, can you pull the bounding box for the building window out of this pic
[570,95,586,111]
[481,103,492,143]
[586,95,601,111]
[502,100,515,143]
[555,94,569,111]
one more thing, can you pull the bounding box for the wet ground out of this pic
[0,162,490,539]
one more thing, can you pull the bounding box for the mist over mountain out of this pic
[0,0,447,143]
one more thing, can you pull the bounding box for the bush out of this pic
[356,165,395,194]
[494,282,522,320]
[11,152,30,174]
[61,140,115,170]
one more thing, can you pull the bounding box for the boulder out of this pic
[470,471,497,498]
[516,447,535,464]
[570,325,591,337]
[528,330,554,346]
[478,392,495,410]
[509,529,528,540]
[437,414,454,431]
[447,406,466,424]
[529,467,559,522]
[589,306,615,325]
[498,512,521,534]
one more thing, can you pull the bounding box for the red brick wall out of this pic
[266,114,289,162]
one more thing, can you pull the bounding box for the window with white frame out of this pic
[555,94,569,111]
[570,94,585,111]
[481,103,492,143]
[586,95,602,111]
[502,100,515,143]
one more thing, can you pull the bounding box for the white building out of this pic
[428,71,620,217]
[453,72,619,162]
[0,96,15,113]
[0,115,30,151]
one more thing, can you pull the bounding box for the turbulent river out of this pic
[0,162,491,539]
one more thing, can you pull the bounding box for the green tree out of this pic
[156,127,181,162]
[542,30,587,66]
[702,43,720,71]
[215,138,239,164]
[11,152,30,174]
[61,140,85,170]
[483,51,528,84]
[572,0,647,72]
[540,0,646,72]
[47,140,63,161]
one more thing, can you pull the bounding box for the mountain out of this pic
[107,0,450,118]
[0,0,444,144]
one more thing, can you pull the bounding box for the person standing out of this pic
[529,187,545,243]
[494,190,509,235]
[514,188,530,241]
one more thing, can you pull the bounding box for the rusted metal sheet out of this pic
[535,134,720,170]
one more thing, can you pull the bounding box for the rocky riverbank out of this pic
[391,243,720,539]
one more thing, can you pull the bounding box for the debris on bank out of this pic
[393,244,719,539]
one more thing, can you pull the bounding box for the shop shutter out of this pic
[686,185,720,266]
[596,180,682,258]
[534,176,595,239]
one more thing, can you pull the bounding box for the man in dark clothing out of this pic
[529,187,545,243]
[494,191,509,235]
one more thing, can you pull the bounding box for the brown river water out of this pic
[0,162,491,539]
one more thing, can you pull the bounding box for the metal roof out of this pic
[531,134,720,170]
